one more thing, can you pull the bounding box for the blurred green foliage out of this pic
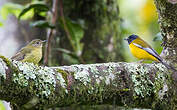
[0,0,161,64]
[0,101,5,110]
[59,18,84,57]
[119,0,161,62]
[0,22,3,27]
[30,20,55,28]
[18,1,49,20]
[0,3,33,20]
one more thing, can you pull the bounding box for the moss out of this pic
[0,58,69,108]
[126,63,154,99]
[153,63,167,95]
[70,63,120,86]
[1,60,175,108]
[55,70,67,91]
[0,55,20,77]
[0,58,8,79]
[151,63,174,110]
[0,55,11,67]
[11,61,59,97]
[12,62,68,108]
[56,69,69,85]
[121,88,130,92]
[55,63,124,106]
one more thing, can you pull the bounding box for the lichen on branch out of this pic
[0,56,170,109]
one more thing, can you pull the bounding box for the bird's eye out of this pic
[36,42,40,45]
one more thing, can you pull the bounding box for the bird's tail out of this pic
[160,61,177,71]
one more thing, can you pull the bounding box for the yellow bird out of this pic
[11,39,46,64]
[124,34,175,71]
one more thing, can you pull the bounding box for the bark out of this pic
[0,56,171,109]
[154,0,177,62]
[153,1,177,109]
[57,0,123,65]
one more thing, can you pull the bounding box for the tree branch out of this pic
[0,56,169,109]
[43,0,58,65]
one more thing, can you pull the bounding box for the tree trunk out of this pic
[153,0,177,109]
[155,0,177,62]
[57,0,123,65]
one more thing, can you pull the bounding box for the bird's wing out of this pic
[132,42,162,62]
[11,52,25,61]
[11,47,32,61]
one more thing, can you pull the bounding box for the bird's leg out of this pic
[152,61,159,64]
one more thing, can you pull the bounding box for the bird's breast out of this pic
[22,47,42,64]
[129,43,158,61]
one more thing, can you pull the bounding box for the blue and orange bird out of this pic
[124,34,176,71]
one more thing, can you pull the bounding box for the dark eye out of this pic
[36,42,40,45]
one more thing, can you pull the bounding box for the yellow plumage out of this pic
[11,39,45,64]
[125,35,160,62]
[129,42,158,61]
[125,34,176,71]
[20,46,42,64]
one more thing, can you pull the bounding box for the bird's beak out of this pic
[42,40,47,43]
[124,38,128,41]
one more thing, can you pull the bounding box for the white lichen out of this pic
[72,63,118,86]
[154,63,167,72]
[11,61,65,97]
[0,59,8,79]
[126,63,153,97]
[74,65,91,86]
[105,72,115,85]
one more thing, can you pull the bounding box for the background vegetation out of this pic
[0,0,162,109]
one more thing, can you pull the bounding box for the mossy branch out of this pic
[0,56,171,109]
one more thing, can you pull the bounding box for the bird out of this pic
[124,34,176,71]
[11,39,46,64]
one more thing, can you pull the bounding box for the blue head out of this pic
[124,34,138,44]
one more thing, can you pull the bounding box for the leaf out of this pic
[54,48,78,59]
[67,20,84,56]
[62,53,79,64]
[66,19,84,43]
[58,18,85,56]
[30,20,55,28]
[65,19,84,55]
[18,2,49,20]
[0,3,24,20]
